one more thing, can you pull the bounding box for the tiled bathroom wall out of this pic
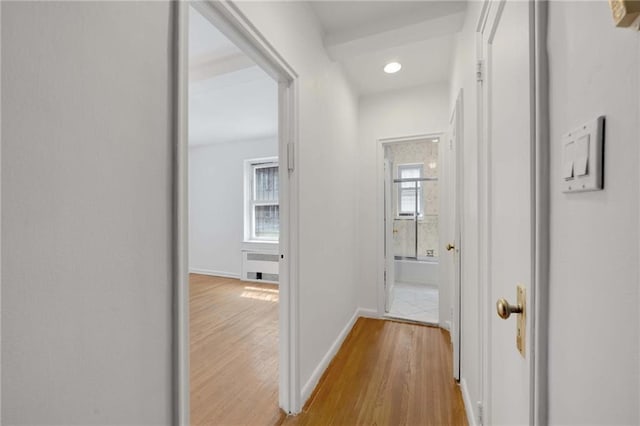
[386,139,439,258]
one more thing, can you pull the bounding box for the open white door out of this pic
[447,92,463,381]
[384,158,395,312]
[479,0,536,424]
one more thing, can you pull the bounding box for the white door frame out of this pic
[173,1,301,424]
[375,133,444,317]
[476,0,549,424]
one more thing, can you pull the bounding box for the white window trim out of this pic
[244,156,279,243]
[396,162,424,219]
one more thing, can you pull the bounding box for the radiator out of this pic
[241,251,279,284]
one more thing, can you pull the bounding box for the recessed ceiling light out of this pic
[431,138,439,143]
[428,161,438,169]
[384,62,402,74]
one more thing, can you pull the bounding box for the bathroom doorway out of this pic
[382,136,441,325]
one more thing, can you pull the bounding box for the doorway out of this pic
[174,1,300,423]
[382,136,442,325]
[188,5,281,424]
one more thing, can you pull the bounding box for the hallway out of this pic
[2,1,639,424]
[190,274,466,425]
[283,318,467,425]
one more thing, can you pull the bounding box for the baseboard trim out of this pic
[356,308,380,319]
[460,378,477,426]
[301,308,361,406]
[189,268,240,279]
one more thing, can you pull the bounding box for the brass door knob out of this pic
[446,243,456,251]
[496,298,523,319]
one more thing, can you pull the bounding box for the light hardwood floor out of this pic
[190,274,467,426]
[283,318,468,426]
[190,274,284,426]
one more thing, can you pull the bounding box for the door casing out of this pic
[375,134,457,334]
[173,1,301,424]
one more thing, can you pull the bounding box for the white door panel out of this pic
[449,95,463,381]
[481,1,534,424]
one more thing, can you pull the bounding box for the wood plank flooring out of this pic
[190,274,284,426]
[283,318,468,426]
[190,274,467,426]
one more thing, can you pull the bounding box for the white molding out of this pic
[460,378,478,426]
[357,308,380,319]
[533,1,550,424]
[173,2,190,425]
[189,269,240,280]
[301,308,360,405]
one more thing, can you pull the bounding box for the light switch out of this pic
[562,160,574,180]
[563,140,575,180]
[561,116,604,193]
[574,135,590,177]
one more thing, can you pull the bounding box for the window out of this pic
[397,163,423,216]
[245,158,279,242]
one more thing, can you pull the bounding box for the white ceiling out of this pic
[189,67,278,146]
[188,6,277,146]
[309,1,467,95]
[187,1,467,143]
[189,6,241,60]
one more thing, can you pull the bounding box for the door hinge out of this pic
[477,401,484,425]
[287,142,295,173]
[476,59,484,82]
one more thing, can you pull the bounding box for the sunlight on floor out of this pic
[240,286,279,302]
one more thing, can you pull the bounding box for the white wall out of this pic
[1,2,172,424]
[547,2,639,423]
[189,138,277,277]
[1,0,360,418]
[233,2,360,403]
[447,1,485,423]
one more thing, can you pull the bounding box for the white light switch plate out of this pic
[561,116,605,193]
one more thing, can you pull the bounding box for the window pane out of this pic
[400,167,421,188]
[400,188,417,213]
[254,205,279,240]
[254,166,279,202]
[398,164,422,215]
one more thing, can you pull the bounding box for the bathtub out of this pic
[394,257,439,287]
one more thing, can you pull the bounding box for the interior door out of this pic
[384,158,395,312]
[448,95,463,381]
[480,1,535,424]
